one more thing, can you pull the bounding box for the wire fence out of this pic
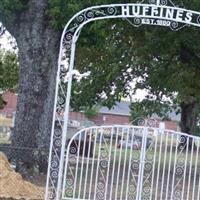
[0,114,46,200]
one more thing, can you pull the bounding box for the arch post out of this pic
[55,39,77,200]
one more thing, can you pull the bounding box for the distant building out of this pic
[91,101,131,125]
[0,91,17,118]
[69,101,131,126]
[152,110,181,131]
[1,91,181,131]
[70,101,181,131]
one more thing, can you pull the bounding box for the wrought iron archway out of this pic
[45,1,200,199]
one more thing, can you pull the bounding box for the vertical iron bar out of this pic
[136,127,148,200]
[170,134,179,199]
[78,130,88,198]
[109,127,119,200]
[45,31,64,200]
[192,140,199,200]
[83,129,93,199]
[93,127,103,199]
[160,131,169,199]
[186,138,194,200]
[125,127,135,199]
[197,174,200,200]
[165,133,174,200]
[150,129,158,200]
[88,128,98,199]
[114,127,125,199]
[73,133,82,198]
[154,130,164,199]
[104,127,114,199]
[181,137,189,200]
[119,127,130,200]
[61,132,79,198]
[56,40,77,200]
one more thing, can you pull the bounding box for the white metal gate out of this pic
[45,1,200,199]
[62,125,200,200]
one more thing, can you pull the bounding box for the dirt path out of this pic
[0,152,44,200]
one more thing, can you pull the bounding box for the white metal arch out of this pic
[45,1,200,199]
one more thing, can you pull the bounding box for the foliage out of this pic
[0,0,28,25]
[73,23,200,108]
[130,100,174,121]
[3,0,200,108]
[83,106,99,119]
[1,0,200,131]
[70,1,200,124]
[47,0,128,29]
[0,50,19,107]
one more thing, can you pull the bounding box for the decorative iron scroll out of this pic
[131,117,159,128]
[45,1,200,199]
[61,126,200,200]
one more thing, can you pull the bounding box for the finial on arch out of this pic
[156,0,160,5]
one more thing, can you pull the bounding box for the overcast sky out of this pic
[0,30,16,51]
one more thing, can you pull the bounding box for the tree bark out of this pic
[2,0,61,171]
[180,101,198,134]
[179,101,199,150]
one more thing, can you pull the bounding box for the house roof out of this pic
[99,101,131,116]
[99,101,181,121]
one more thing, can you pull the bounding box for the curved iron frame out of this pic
[45,1,200,199]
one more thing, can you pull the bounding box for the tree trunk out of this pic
[179,101,199,150]
[3,0,61,172]
[180,101,198,134]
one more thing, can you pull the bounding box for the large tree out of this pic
[0,0,62,169]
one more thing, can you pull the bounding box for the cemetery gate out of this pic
[45,1,200,199]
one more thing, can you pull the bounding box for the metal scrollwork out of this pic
[95,139,109,200]
[160,0,167,6]
[197,15,200,24]
[133,17,143,27]
[48,125,62,194]
[146,118,158,127]
[64,139,79,199]
[149,0,157,4]
[170,21,179,30]
[171,136,188,199]
[141,129,155,199]
[131,117,158,128]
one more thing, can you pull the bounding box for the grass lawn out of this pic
[63,136,200,199]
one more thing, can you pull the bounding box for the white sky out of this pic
[131,89,147,101]
[0,30,14,51]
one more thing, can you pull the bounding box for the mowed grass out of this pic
[64,133,200,199]
[0,131,11,144]
[93,136,200,169]
[65,141,200,199]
